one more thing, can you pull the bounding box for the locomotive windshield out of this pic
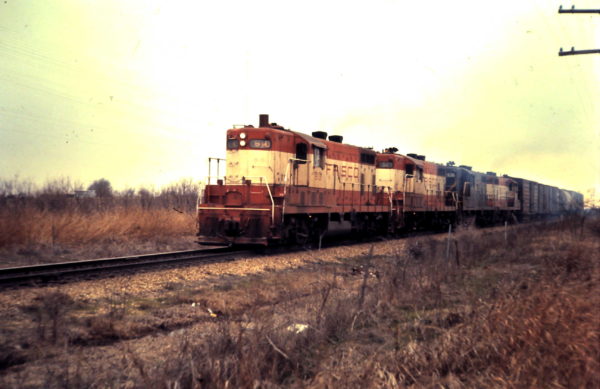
[227,139,239,149]
[377,160,393,168]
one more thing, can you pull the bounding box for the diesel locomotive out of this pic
[196,115,584,246]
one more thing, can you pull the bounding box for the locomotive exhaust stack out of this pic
[312,131,328,139]
[259,114,269,128]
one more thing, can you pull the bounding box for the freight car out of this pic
[196,115,583,246]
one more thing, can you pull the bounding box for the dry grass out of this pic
[0,216,598,388]
[139,217,599,388]
[0,205,194,248]
[0,177,199,265]
[393,278,599,388]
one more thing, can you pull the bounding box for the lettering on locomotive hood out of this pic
[326,164,359,179]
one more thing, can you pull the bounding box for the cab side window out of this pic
[296,143,308,162]
[416,167,424,182]
[464,182,471,197]
[313,146,325,168]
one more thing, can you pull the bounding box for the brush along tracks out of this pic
[0,247,256,289]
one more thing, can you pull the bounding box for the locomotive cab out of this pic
[225,124,292,186]
[375,153,405,194]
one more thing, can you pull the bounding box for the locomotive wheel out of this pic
[460,215,476,230]
[294,219,311,247]
[296,230,309,246]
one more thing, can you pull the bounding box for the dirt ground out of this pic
[0,219,598,388]
[0,238,406,384]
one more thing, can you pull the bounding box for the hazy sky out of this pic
[1,0,599,199]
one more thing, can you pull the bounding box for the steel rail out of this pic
[0,216,553,289]
[0,247,254,288]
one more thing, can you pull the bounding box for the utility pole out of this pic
[558,5,600,56]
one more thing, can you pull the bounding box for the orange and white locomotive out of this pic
[196,115,583,246]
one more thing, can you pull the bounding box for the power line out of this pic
[559,47,600,56]
[558,5,600,14]
[558,5,600,56]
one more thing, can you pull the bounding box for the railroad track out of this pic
[0,247,256,289]
[0,221,529,289]
[0,236,374,289]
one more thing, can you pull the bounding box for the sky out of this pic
[0,0,599,201]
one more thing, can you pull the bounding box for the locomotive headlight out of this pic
[239,132,246,139]
[240,140,246,147]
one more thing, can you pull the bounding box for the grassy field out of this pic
[0,205,195,247]
[0,215,598,388]
[0,179,200,266]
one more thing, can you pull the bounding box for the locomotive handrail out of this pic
[235,175,275,224]
[403,174,414,214]
[262,176,275,224]
[197,206,271,211]
[288,157,308,163]
[207,157,226,185]
[452,191,459,210]
[199,175,275,224]
[282,160,291,221]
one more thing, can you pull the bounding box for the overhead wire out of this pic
[547,1,597,128]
